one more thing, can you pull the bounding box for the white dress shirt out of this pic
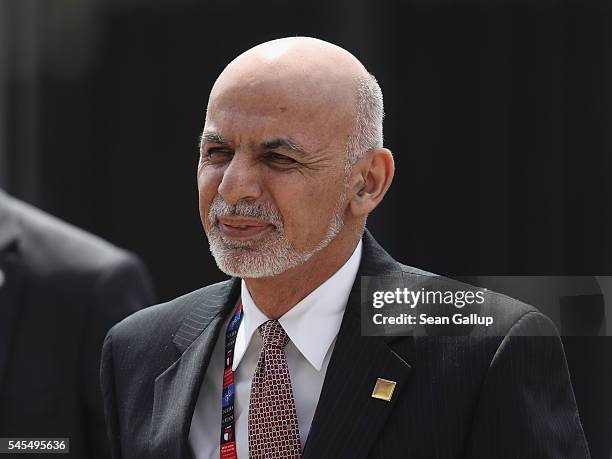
[188,240,362,458]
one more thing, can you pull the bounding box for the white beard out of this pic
[206,190,346,279]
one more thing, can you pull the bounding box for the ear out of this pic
[349,148,394,218]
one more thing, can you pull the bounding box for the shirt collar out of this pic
[233,239,363,372]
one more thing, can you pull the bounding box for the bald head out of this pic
[215,37,368,85]
[206,37,383,166]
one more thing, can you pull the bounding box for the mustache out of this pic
[208,196,283,225]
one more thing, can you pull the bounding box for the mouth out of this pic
[217,216,275,239]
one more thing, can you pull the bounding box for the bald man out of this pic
[100,38,589,458]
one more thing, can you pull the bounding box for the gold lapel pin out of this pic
[371,378,396,402]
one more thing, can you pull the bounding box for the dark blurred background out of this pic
[1,0,611,456]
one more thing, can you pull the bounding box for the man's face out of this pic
[198,72,355,278]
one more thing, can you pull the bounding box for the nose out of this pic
[217,152,263,205]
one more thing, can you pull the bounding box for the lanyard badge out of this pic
[220,302,243,459]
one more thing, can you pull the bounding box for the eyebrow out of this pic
[261,137,308,156]
[200,131,308,156]
[200,131,229,147]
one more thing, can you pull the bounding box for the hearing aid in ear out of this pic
[357,178,367,196]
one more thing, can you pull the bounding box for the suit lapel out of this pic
[0,193,25,392]
[150,278,240,459]
[303,231,413,458]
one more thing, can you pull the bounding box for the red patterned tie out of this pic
[248,320,301,458]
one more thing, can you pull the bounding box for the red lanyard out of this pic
[220,302,243,459]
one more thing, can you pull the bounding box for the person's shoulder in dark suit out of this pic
[0,190,155,459]
[383,267,590,457]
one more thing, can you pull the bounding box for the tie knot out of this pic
[259,320,289,349]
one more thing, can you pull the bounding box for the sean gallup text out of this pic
[372,313,494,327]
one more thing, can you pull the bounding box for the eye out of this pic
[202,148,233,163]
[266,152,296,164]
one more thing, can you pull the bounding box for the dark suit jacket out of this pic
[101,230,590,458]
[0,191,154,458]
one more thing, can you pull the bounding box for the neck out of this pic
[244,230,361,319]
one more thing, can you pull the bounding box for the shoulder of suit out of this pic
[108,280,233,346]
[396,262,542,331]
[6,194,138,274]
